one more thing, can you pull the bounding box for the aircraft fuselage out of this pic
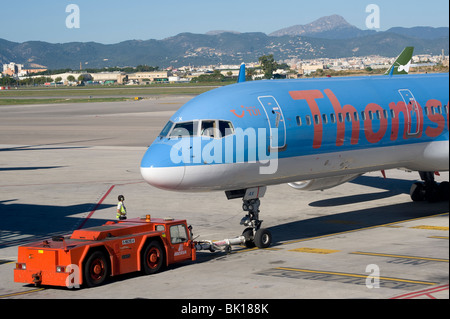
[141,73,449,192]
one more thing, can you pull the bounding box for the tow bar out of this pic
[195,236,246,254]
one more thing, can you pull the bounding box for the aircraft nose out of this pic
[140,143,185,190]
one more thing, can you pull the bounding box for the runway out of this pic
[0,97,448,300]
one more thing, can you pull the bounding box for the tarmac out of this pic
[0,96,448,301]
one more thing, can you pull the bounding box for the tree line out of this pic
[0,76,54,86]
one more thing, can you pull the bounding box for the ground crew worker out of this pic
[117,195,127,220]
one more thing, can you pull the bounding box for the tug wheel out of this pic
[142,241,165,275]
[84,251,109,288]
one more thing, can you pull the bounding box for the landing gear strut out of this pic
[226,187,272,249]
[241,198,272,248]
[410,171,449,202]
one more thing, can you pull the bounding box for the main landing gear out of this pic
[410,171,449,202]
[226,187,272,249]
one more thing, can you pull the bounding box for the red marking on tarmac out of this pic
[391,284,449,299]
[76,185,115,230]
[76,181,145,230]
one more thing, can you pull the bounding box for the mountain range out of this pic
[270,15,377,39]
[0,15,448,70]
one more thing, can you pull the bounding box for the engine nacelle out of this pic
[288,174,362,191]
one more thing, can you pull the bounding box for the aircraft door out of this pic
[258,96,287,151]
[398,89,421,136]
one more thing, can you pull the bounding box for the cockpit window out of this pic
[201,120,216,138]
[218,120,234,138]
[169,121,199,138]
[159,121,174,138]
[162,120,235,139]
[201,120,235,139]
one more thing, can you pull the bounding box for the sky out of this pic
[1,0,449,44]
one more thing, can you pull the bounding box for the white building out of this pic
[3,62,24,77]
[127,71,169,83]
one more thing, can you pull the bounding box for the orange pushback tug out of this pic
[14,216,200,288]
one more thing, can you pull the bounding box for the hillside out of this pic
[269,14,377,39]
[0,15,448,69]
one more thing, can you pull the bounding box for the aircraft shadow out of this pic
[0,137,113,152]
[350,175,415,194]
[268,201,449,245]
[0,166,64,172]
[0,200,115,248]
[309,175,415,207]
[0,146,88,152]
[309,190,396,207]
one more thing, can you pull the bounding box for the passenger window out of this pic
[361,111,366,121]
[201,120,216,138]
[345,113,351,122]
[170,224,188,244]
[170,122,198,138]
[314,115,320,125]
[375,110,381,120]
[305,115,312,126]
[330,113,336,124]
[383,110,389,119]
[296,116,302,126]
[218,120,235,138]
[338,113,344,123]
[322,114,328,124]
[390,110,396,118]
[353,112,359,121]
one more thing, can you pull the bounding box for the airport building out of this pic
[127,71,169,84]
[90,72,127,84]
[45,72,85,84]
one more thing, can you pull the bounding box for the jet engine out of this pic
[288,174,362,191]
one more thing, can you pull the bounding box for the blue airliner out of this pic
[141,50,449,248]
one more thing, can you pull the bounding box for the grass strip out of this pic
[0,97,133,105]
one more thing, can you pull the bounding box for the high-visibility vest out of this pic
[117,201,126,218]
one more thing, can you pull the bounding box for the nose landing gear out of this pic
[241,198,272,248]
[226,187,272,249]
